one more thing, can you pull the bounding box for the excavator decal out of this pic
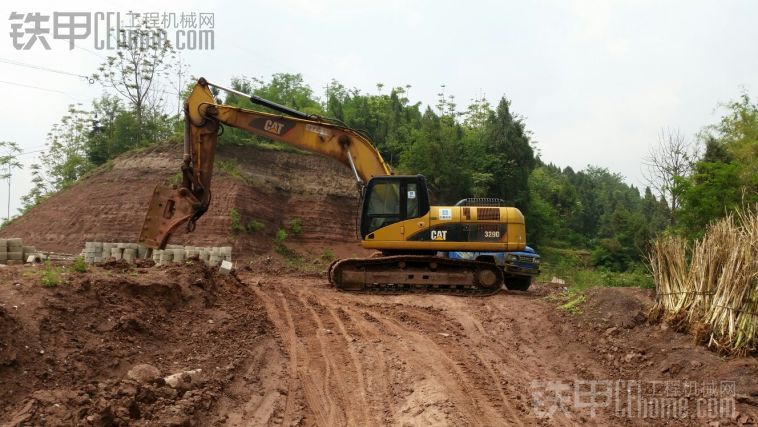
[249,117,296,136]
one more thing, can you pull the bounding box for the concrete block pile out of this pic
[152,245,233,267]
[81,242,232,267]
[0,238,44,265]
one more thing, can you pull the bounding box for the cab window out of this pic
[366,182,400,233]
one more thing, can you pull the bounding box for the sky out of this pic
[1,0,757,216]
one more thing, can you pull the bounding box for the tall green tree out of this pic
[676,93,758,236]
[481,98,536,211]
[92,18,178,145]
[40,105,93,189]
[0,141,22,221]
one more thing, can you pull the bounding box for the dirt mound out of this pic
[0,143,369,259]
[0,261,276,425]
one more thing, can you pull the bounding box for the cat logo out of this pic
[263,119,285,135]
[431,230,448,241]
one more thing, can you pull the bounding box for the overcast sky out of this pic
[1,0,756,216]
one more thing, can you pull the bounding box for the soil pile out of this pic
[0,261,275,425]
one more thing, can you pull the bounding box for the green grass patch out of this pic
[246,218,265,233]
[289,218,302,236]
[537,246,654,291]
[40,262,61,287]
[215,159,244,180]
[545,289,587,315]
[229,208,243,234]
[72,256,87,273]
[321,249,335,262]
[275,228,288,243]
[167,171,183,187]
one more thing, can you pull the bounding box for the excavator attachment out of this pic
[138,184,199,249]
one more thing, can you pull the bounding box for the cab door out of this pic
[360,176,429,238]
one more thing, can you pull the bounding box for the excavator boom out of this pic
[140,77,528,295]
[139,78,390,248]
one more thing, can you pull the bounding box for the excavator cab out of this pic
[360,175,430,237]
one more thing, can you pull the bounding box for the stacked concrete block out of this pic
[80,241,151,265]
[83,241,103,264]
[0,238,45,265]
[7,238,24,263]
[80,242,233,268]
[123,248,137,263]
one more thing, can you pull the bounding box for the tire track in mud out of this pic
[321,304,373,422]
[272,286,339,426]
[291,288,369,425]
[245,276,575,426]
[357,302,525,425]
[333,307,399,424]
[250,283,313,426]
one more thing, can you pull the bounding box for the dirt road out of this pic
[1,263,756,426]
[224,271,757,426]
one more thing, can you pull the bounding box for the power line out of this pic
[17,149,46,156]
[0,57,94,83]
[0,79,68,95]
[73,42,108,60]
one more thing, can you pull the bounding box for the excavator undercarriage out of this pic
[328,255,504,296]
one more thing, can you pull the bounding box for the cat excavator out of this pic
[139,78,527,295]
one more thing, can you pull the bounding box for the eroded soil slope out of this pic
[0,143,366,258]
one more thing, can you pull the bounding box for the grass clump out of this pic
[40,261,61,287]
[72,256,88,273]
[215,159,244,180]
[289,218,302,236]
[229,208,243,234]
[545,289,587,315]
[246,218,265,233]
[275,228,288,243]
[321,249,335,262]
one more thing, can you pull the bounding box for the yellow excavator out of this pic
[139,78,527,295]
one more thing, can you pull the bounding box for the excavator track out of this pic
[328,255,503,296]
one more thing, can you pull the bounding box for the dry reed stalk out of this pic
[650,207,757,356]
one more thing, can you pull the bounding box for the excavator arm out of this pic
[139,78,392,248]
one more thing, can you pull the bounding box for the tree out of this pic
[19,163,49,213]
[0,141,22,221]
[40,105,93,189]
[642,128,696,224]
[676,93,758,235]
[480,97,536,211]
[93,18,178,145]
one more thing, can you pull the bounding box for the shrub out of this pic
[246,218,264,233]
[229,208,243,234]
[276,228,288,242]
[72,256,87,273]
[289,218,302,235]
[41,262,60,287]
